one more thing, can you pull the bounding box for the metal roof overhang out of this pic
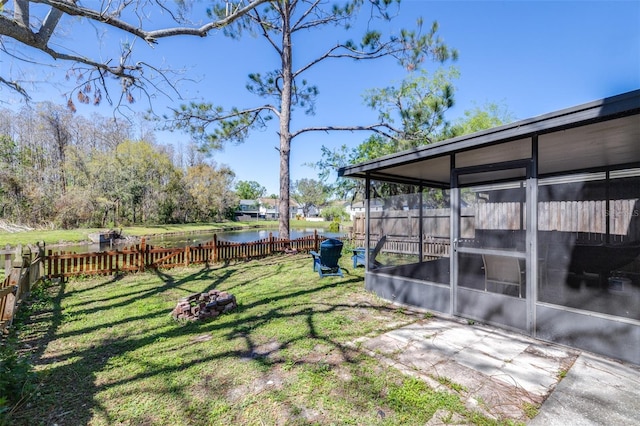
[339,90,640,187]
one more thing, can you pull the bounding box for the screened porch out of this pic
[341,90,640,364]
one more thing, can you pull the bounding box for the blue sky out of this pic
[5,1,640,196]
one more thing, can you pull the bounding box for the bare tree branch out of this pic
[165,103,279,146]
[28,0,272,43]
[293,40,404,79]
[36,3,65,44]
[0,0,271,103]
[14,0,29,27]
[291,123,401,140]
[0,75,30,99]
[291,0,322,30]
[252,7,282,56]
[0,15,99,98]
[195,104,280,121]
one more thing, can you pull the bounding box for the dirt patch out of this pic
[226,372,287,402]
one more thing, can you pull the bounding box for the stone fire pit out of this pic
[171,290,237,321]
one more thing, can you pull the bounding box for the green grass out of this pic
[0,220,346,247]
[436,376,468,393]
[4,253,503,425]
[522,402,540,419]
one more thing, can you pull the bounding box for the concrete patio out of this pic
[354,315,640,425]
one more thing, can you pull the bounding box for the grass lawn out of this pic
[5,253,507,426]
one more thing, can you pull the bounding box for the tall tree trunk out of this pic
[279,135,291,240]
[278,3,293,241]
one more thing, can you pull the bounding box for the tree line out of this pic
[1,1,493,239]
[0,94,512,230]
[0,103,239,229]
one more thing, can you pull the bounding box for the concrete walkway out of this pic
[354,316,640,425]
[529,351,640,425]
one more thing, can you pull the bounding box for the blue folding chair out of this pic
[352,235,387,269]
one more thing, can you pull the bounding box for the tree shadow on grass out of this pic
[8,254,420,425]
[62,272,126,297]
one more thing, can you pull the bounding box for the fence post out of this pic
[13,244,22,267]
[37,242,45,279]
[49,249,57,278]
[21,245,32,295]
[185,245,191,267]
[5,248,24,324]
[2,269,19,327]
[145,239,151,270]
[213,234,218,263]
[139,238,146,273]
[3,244,11,275]
[269,232,273,255]
[314,229,319,252]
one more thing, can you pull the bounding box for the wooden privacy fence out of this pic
[375,236,450,260]
[350,235,450,260]
[353,208,455,241]
[353,199,640,238]
[46,231,332,279]
[1,244,45,332]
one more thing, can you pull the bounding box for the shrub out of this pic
[321,205,348,222]
[0,341,34,421]
[54,191,98,229]
[0,281,52,423]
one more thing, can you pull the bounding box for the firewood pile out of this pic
[171,290,237,321]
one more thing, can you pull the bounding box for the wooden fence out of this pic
[45,231,331,279]
[350,235,450,261]
[352,208,473,241]
[351,199,640,248]
[349,198,640,261]
[2,245,14,275]
[1,244,45,333]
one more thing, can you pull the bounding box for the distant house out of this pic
[345,200,383,220]
[289,200,322,218]
[258,197,278,219]
[305,204,320,218]
[236,198,321,220]
[235,199,260,219]
[289,200,303,218]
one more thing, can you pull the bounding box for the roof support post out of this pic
[526,136,538,335]
[419,184,424,263]
[365,175,371,271]
[449,155,458,316]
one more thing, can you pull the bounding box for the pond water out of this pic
[49,228,347,254]
[145,228,346,247]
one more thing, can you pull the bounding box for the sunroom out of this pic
[340,90,640,364]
